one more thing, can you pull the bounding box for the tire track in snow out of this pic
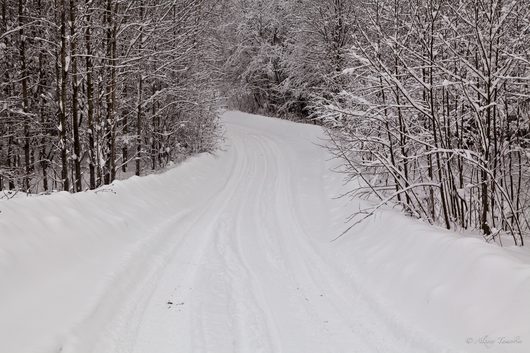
[264,129,451,353]
[62,137,244,353]
[190,132,281,353]
[67,112,457,353]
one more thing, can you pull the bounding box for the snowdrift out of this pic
[323,161,530,353]
[327,202,530,353]
[0,151,230,353]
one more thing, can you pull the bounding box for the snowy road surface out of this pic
[1,112,529,353]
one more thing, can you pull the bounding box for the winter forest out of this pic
[1,0,530,245]
[2,1,530,352]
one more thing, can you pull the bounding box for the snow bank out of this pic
[326,181,530,353]
[0,151,229,353]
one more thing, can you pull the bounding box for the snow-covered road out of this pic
[65,112,439,353]
[1,112,529,353]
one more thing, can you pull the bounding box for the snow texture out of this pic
[0,111,529,353]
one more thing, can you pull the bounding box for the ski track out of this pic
[60,113,453,353]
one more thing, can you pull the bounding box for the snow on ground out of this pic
[0,111,529,353]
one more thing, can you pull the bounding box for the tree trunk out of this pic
[18,0,31,191]
[85,0,96,189]
[70,0,82,192]
[59,0,69,191]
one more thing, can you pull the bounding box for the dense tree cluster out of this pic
[218,0,355,119]
[0,0,221,193]
[2,0,529,243]
[315,0,530,244]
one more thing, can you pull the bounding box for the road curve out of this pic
[62,112,449,353]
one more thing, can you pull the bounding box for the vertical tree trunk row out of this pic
[0,0,222,193]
